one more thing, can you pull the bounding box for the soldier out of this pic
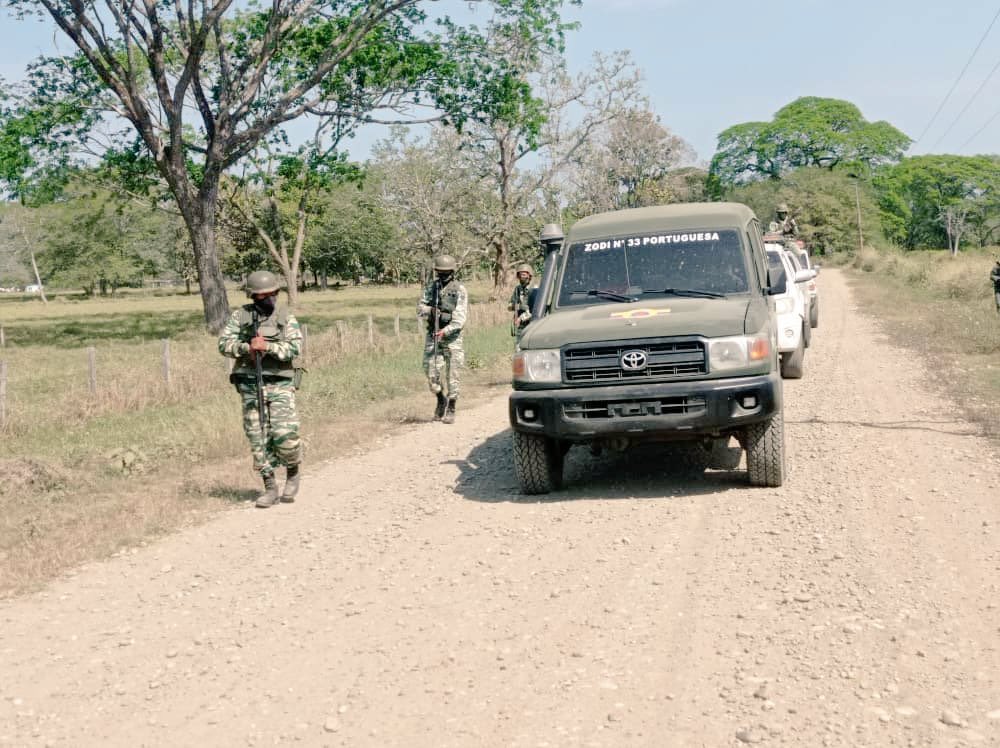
[417,254,468,424]
[218,270,303,508]
[775,203,798,238]
[991,258,1000,313]
[508,263,535,335]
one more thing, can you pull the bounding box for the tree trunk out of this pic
[180,184,231,334]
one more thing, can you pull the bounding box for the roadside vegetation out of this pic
[0,284,513,596]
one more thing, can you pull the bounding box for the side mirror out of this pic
[767,266,787,296]
[794,269,817,283]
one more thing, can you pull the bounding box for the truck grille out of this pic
[563,339,707,383]
[563,396,707,420]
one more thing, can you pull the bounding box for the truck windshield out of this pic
[557,229,749,307]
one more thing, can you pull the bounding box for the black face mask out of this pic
[253,296,277,315]
[436,272,454,285]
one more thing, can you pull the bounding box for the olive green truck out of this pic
[509,203,788,494]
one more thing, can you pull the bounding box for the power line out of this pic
[960,103,1000,150]
[931,52,1000,150]
[914,4,1000,145]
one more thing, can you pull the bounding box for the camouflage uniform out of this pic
[508,283,533,334]
[991,261,1000,312]
[418,277,468,400]
[218,305,303,477]
[775,204,798,238]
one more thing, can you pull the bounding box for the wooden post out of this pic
[394,315,400,338]
[336,320,348,351]
[161,339,171,386]
[367,314,375,347]
[300,323,308,362]
[87,346,97,394]
[0,360,7,430]
[0,326,5,347]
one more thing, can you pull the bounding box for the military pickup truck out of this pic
[509,203,787,494]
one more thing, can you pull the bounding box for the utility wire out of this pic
[960,103,1000,150]
[930,53,1000,151]
[914,4,1000,145]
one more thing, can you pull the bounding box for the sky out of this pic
[2,0,1000,164]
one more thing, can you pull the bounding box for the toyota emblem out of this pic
[620,349,648,371]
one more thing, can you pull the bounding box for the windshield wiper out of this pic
[566,288,637,303]
[642,287,726,299]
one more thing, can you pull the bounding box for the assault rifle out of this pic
[250,309,269,444]
[430,278,442,372]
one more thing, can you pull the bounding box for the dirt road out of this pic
[2,269,999,747]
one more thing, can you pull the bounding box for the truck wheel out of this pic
[809,299,819,329]
[744,413,786,487]
[513,432,564,495]
[780,332,805,379]
[670,442,712,477]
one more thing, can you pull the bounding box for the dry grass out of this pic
[0,285,516,596]
[845,247,1000,442]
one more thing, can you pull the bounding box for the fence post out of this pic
[0,360,7,430]
[336,320,348,351]
[394,315,400,338]
[367,314,375,347]
[300,323,308,362]
[87,346,97,394]
[0,326,5,347]
[161,339,171,386]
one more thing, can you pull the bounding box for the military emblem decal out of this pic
[610,308,671,319]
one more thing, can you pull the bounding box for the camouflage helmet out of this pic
[776,203,790,214]
[515,263,533,277]
[433,254,457,272]
[246,270,280,296]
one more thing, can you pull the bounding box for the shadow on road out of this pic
[448,429,750,504]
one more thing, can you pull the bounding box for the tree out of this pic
[0,0,582,332]
[728,168,881,255]
[709,97,911,190]
[874,155,1000,251]
[569,109,694,213]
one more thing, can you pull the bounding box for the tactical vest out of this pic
[231,304,297,379]
[512,284,531,313]
[428,279,462,332]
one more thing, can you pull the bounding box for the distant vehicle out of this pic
[788,245,820,328]
[24,284,44,293]
[765,245,814,379]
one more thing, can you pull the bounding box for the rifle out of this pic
[250,309,269,444]
[430,278,442,375]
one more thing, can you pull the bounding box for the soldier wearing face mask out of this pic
[417,254,468,423]
[218,270,303,508]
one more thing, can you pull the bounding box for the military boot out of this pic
[255,473,279,508]
[280,464,300,503]
[442,398,457,424]
[434,391,447,421]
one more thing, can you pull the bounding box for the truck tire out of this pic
[670,442,712,477]
[780,331,805,379]
[809,298,819,329]
[745,413,786,487]
[513,432,564,495]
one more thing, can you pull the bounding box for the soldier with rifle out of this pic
[417,255,468,423]
[508,263,535,337]
[218,270,303,508]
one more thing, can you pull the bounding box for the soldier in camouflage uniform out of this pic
[991,258,1000,313]
[775,203,798,238]
[508,263,534,336]
[218,270,303,508]
[417,254,468,424]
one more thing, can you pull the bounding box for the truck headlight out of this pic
[708,334,771,372]
[513,349,562,383]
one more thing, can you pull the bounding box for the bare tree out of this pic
[940,203,971,257]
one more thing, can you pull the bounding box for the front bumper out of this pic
[509,372,782,442]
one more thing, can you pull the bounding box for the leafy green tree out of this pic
[729,168,880,255]
[709,97,911,190]
[0,0,582,331]
[874,155,1000,252]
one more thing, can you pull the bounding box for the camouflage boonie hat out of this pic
[246,270,280,295]
[776,203,790,213]
[433,254,457,272]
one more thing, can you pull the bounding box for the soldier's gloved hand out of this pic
[518,311,532,324]
[434,329,447,341]
[249,336,268,360]
[418,304,432,318]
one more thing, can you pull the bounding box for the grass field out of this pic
[0,283,516,595]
